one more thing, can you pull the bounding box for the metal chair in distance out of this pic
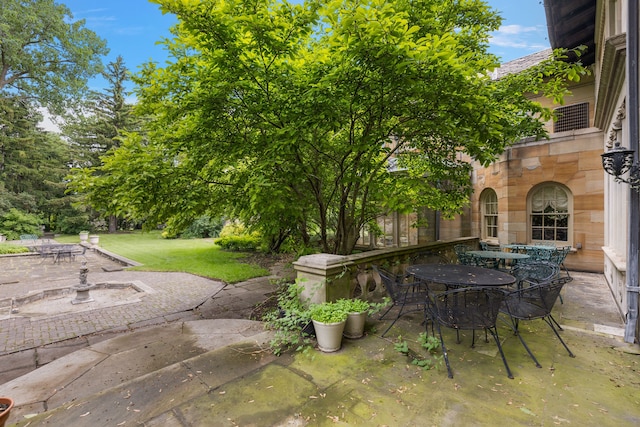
[372,265,429,337]
[479,241,501,251]
[549,246,572,280]
[500,278,575,368]
[426,287,514,379]
[454,244,476,266]
[509,261,559,288]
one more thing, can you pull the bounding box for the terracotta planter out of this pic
[312,319,346,352]
[344,311,367,339]
[0,397,14,427]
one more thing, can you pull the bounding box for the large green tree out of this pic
[74,0,587,254]
[64,56,143,232]
[0,0,108,114]
[0,0,108,234]
[0,96,76,232]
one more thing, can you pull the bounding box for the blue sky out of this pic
[61,0,550,92]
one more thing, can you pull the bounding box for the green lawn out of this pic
[56,231,269,283]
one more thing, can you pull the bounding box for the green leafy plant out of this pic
[263,280,313,356]
[335,297,391,315]
[393,333,442,371]
[336,298,370,314]
[0,243,29,255]
[181,215,223,239]
[0,208,42,240]
[309,301,348,324]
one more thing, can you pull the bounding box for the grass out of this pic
[56,231,270,283]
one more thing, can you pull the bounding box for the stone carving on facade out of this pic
[607,99,626,148]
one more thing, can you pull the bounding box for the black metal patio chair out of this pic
[373,265,430,337]
[454,244,476,266]
[426,287,514,379]
[500,278,575,368]
[549,246,572,279]
[509,261,559,289]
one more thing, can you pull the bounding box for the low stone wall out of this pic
[293,237,479,304]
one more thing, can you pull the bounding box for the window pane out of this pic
[532,228,542,240]
[530,185,570,244]
[544,229,555,240]
[556,228,568,241]
[532,215,543,226]
[557,215,568,227]
[482,189,498,239]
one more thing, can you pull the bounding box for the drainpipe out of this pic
[625,0,640,343]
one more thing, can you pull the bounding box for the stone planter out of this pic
[312,319,346,352]
[79,231,89,242]
[89,235,99,245]
[343,311,367,339]
[0,397,14,427]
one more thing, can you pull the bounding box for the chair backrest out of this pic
[372,265,406,302]
[503,279,565,320]
[480,241,501,251]
[526,246,553,261]
[453,244,472,255]
[510,261,559,286]
[454,245,476,265]
[428,287,505,330]
[549,246,571,265]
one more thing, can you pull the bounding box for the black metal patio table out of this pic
[406,264,516,289]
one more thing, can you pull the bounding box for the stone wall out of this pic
[292,238,478,304]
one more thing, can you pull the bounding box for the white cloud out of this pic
[490,24,548,51]
[498,24,540,35]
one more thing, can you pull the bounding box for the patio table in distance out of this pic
[467,250,530,270]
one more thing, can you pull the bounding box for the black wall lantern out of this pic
[601,141,640,184]
[601,118,640,188]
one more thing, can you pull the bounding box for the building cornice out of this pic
[595,33,627,129]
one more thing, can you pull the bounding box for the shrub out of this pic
[0,208,41,240]
[214,234,261,251]
[181,216,224,239]
[55,213,91,234]
[214,220,262,251]
[0,243,30,255]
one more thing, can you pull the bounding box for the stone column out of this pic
[293,254,352,305]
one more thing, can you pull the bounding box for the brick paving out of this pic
[0,249,229,355]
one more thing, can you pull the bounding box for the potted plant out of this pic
[337,297,391,339]
[79,231,89,242]
[0,397,14,427]
[309,301,348,352]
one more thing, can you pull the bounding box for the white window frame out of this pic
[480,189,498,240]
[528,183,573,245]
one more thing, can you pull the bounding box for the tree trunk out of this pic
[108,215,117,233]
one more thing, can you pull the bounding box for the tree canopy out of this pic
[72,0,588,254]
[64,56,143,232]
[0,0,108,114]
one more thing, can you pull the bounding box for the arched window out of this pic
[528,184,572,244]
[480,189,498,239]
